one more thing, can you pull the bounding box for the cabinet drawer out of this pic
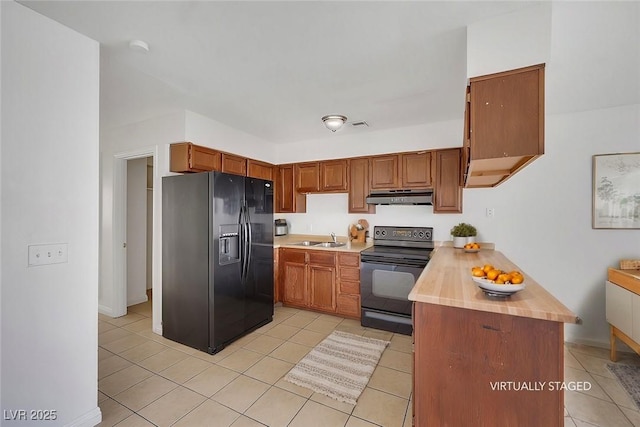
[340,280,360,295]
[281,249,306,264]
[308,251,336,266]
[340,267,360,282]
[337,294,360,318]
[338,253,360,267]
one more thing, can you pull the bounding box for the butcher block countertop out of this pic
[608,268,640,294]
[408,246,579,324]
[273,234,373,253]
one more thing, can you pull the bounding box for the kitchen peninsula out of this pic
[409,246,578,426]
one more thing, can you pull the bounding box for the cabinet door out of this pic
[170,142,220,173]
[401,152,433,188]
[282,250,307,308]
[348,158,375,213]
[192,145,221,172]
[296,162,320,193]
[606,281,633,338]
[470,65,544,159]
[308,264,336,312]
[273,248,280,303]
[370,155,399,189]
[336,293,360,318]
[433,149,462,213]
[321,160,348,192]
[221,153,247,176]
[276,165,306,213]
[247,159,274,181]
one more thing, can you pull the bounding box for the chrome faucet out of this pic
[330,232,337,243]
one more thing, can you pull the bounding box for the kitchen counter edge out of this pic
[274,234,373,253]
[408,246,579,324]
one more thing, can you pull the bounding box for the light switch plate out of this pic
[28,243,68,266]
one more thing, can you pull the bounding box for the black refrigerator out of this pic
[162,171,274,354]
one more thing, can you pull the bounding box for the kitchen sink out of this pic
[315,242,346,248]
[291,241,323,246]
[290,241,346,248]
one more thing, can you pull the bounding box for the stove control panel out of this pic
[373,226,433,242]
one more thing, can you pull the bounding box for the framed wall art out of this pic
[592,152,640,229]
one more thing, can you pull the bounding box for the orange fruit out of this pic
[482,264,494,274]
[472,243,480,249]
[511,275,524,284]
[486,269,501,281]
[494,278,505,284]
[472,268,486,277]
[498,273,512,283]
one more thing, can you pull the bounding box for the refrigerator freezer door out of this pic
[162,173,210,352]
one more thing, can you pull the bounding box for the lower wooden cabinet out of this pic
[281,249,336,313]
[336,253,361,318]
[413,302,564,426]
[280,249,360,318]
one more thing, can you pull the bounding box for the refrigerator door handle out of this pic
[239,205,246,282]
[246,207,252,276]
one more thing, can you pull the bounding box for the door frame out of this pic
[113,147,158,320]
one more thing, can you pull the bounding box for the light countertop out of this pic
[408,246,579,324]
[274,234,373,253]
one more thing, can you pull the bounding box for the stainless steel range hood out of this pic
[365,189,433,205]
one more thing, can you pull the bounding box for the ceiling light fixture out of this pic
[129,39,150,53]
[322,115,347,132]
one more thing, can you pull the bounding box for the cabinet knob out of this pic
[503,152,508,157]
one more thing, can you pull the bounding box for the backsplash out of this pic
[276,193,468,242]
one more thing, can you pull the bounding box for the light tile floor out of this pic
[98,299,640,426]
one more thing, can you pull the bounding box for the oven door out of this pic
[360,257,426,334]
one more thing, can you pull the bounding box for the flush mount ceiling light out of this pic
[322,115,347,132]
[129,39,149,53]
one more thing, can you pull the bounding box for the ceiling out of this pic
[21,1,536,144]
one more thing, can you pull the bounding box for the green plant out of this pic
[450,223,477,237]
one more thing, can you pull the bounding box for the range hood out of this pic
[366,189,433,205]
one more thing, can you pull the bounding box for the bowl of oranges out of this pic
[470,264,525,297]
[463,242,480,253]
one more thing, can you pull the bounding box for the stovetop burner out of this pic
[360,226,434,264]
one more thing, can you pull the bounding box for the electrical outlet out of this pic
[28,243,68,267]
[486,208,495,218]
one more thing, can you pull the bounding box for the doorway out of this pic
[112,147,158,331]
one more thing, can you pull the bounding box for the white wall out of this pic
[467,2,551,77]
[126,157,149,305]
[100,110,276,334]
[100,112,184,328]
[1,2,101,425]
[278,2,640,347]
[185,110,278,163]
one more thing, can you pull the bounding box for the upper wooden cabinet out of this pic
[433,148,462,213]
[276,164,306,213]
[465,63,545,188]
[294,160,348,193]
[320,160,348,192]
[370,155,399,190]
[221,152,247,176]
[401,151,433,188]
[170,142,221,173]
[295,162,321,193]
[247,159,274,181]
[348,158,375,214]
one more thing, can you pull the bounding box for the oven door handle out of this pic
[361,258,427,268]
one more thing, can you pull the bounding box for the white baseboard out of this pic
[98,304,113,317]
[65,406,101,427]
[153,323,163,335]
[127,294,149,306]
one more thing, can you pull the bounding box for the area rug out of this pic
[607,363,640,409]
[284,330,390,405]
